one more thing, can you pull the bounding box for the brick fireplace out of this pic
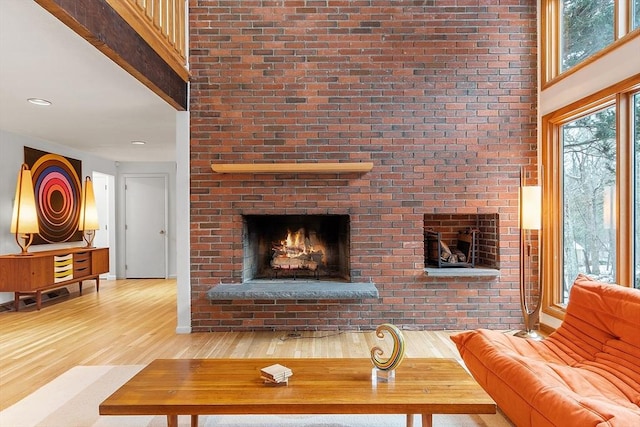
[189,0,537,331]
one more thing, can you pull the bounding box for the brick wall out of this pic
[189,0,537,331]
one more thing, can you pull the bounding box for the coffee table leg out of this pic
[406,414,414,427]
[422,413,433,427]
[165,414,196,426]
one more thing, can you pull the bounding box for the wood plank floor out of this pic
[0,279,465,410]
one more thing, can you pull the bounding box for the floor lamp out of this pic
[514,167,543,340]
[78,176,100,248]
[10,164,40,255]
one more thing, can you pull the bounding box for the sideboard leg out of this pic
[406,414,414,427]
[36,290,42,311]
[79,281,83,295]
[191,414,198,427]
[422,413,433,427]
[167,415,178,427]
[14,292,20,312]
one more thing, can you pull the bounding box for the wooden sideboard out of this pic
[0,247,109,311]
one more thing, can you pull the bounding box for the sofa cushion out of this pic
[452,277,640,427]
[556,274,640,358]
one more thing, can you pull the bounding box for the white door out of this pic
[124,175,167,278]
[92,172,114,278]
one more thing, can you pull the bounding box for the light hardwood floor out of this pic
[0,279,465,410]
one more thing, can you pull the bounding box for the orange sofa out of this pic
[451,275,640,427]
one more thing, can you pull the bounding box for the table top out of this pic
[99,358,495,416]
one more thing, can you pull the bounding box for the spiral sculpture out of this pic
[370,323,406,371]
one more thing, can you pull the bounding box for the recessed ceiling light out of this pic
[27,98,52,106]
[131,140,146,145]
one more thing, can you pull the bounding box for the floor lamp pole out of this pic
[515,167,543,340]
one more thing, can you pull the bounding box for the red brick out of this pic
[189,0,537,332]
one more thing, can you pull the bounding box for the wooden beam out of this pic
[211,162,374,174]
[35,0,187,110]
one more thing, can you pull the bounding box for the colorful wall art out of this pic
[25,147,83,244]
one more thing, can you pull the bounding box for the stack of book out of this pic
[260,363,293,385]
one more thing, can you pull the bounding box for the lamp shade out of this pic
[10,164,39,234]
[520,185,542,230]
[78,176,99,231]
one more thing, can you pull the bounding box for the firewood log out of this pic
[440,240,452,262]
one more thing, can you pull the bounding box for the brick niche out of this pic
[189,0,537,331]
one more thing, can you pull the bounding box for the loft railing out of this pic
[106,0,188,82]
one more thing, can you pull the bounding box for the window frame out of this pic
[542,0,640,86]
[541,75,640,321]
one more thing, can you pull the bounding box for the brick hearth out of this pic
[189,0,537,331]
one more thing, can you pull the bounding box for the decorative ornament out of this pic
[370,323,406,371]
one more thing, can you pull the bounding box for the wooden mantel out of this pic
[211,162,374,174]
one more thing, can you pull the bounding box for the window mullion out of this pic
[617,91,634,286]
[541,0,560,83]
[542,118,567,318]
[615,0,625,39]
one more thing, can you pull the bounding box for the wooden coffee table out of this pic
[99,358,495,427]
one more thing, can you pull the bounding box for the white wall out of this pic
[175,111,190,333]
[0,130,118,254]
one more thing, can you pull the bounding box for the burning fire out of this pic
[272,228,326,271]
[283,228,313,255]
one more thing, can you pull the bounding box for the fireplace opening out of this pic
[243,215,350,282]
[424,213,500,269]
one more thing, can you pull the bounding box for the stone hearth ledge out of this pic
[207,280,379,300]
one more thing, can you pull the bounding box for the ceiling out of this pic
[0,0,179,163]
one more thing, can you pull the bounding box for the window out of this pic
[561,105,617,303]
[543,0,639,83]
[560,0,615,73]
[543,80,640,315]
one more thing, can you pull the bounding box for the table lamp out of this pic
[78,176,99,248]
[10,164,40,254]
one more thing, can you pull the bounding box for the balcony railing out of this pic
[106,0,188,81]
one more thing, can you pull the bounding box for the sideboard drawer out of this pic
[54,254,74,283]
[73,251,92,277]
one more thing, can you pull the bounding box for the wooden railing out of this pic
[106,0,188,82]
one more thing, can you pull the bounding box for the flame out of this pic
[277,228,325,263]
[282,228,310,255]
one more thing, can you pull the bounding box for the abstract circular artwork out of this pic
[30,153,82,243]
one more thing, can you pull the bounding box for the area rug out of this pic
[0,365,513,427]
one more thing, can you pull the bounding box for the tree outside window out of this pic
[560,0,615,72]
[561,106,617,302]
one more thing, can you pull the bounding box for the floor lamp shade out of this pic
[10,164,40,254]
[78,176,99,247]
[520,186,542,230]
